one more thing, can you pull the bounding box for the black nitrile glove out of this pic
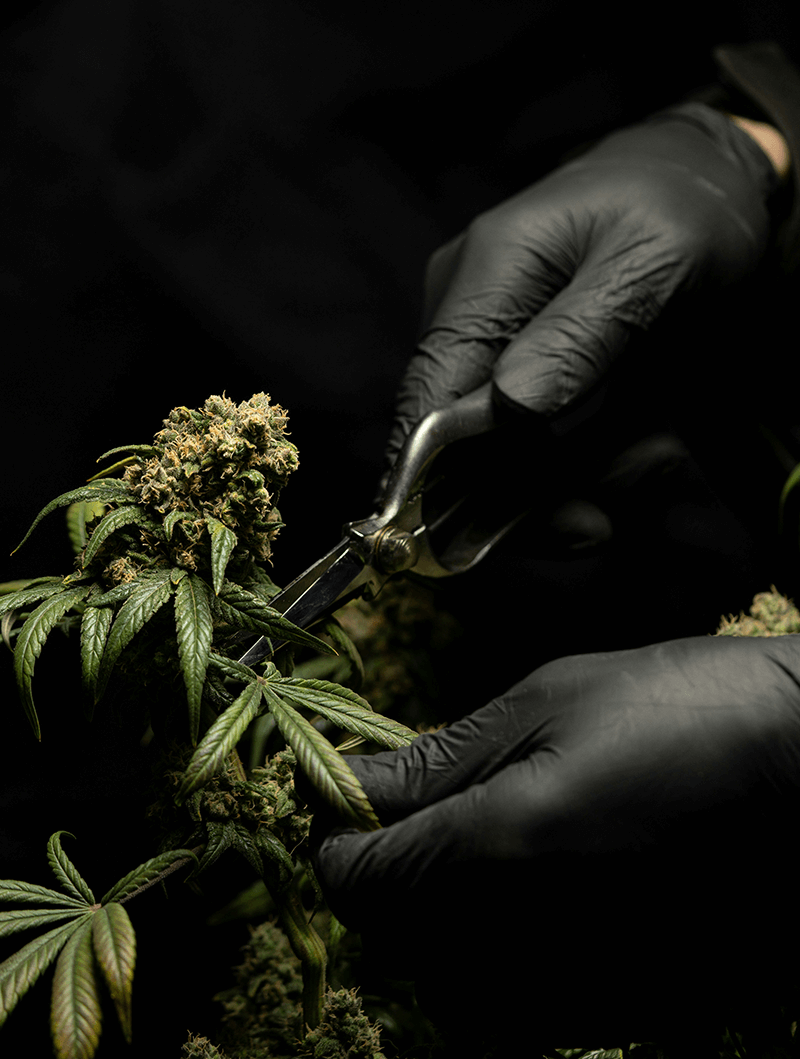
[385,103,778,467]
[313,634,800,1045]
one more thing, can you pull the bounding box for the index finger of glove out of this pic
[386,208,576,460]
[340,669,563,826]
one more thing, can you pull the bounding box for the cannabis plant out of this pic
[0,393,417,1058]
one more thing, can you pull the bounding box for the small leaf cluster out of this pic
[0,832,196,1059]
[164,749,313,891]
[176,654,417,835]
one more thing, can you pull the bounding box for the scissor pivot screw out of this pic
[375,527,419,574]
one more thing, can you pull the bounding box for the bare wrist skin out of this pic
[727,113,791,180]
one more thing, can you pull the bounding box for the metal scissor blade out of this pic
[236,540,371,669]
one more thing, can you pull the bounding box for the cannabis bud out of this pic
[716,587,800,637]
[123,392,299,572]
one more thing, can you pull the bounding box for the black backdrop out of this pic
[4,1,797,588]
[2,3,800,1053]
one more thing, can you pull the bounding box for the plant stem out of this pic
[274,879,327,1029]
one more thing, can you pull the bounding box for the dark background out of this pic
[2,2,800,1054]
[3,1,798,597]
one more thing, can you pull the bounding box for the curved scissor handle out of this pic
[347,382,529,581]
[377,382,497,526]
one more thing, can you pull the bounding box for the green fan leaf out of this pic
[252,829,295,891]
[65,503,107,556]
[163,509,193,540]
[93,568,174,702]
[176,681,264,802]
[0,580,67,621]
[88,448,156,481]
[202,665,237,714]
[11,481,131,556]
[94,444,157,464]
[217,582,335,655]
[206,516,237,595]
[91,903,135,1043]
[195,821,236,876]
[99,848,199,905]
[47,833,95,906]
[262,688,380,832]
[242,565,281,600]
[14,585,93,740]
[1,611,15,651]
[318,617,365,689]
[0,908,89,939]
[174,574,214,745]
[276,676,418,749]
[779,461,800,531]
[0,881,90,909]
[207,595,279,651]
[50,916,102,1059]
[79,602,113,706]
[206,649,264,686]
[0,915,90,1029]
[81,580,139,609]
[81,505,160,569]
[230,823,267,877]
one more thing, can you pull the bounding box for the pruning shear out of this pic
[237,382,528,669]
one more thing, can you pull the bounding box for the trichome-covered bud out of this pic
[123,392,299,571]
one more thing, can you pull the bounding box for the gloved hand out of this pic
[313,633,800,1045]
[385,102,778,468]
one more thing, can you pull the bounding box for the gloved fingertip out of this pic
[490,378,553,436]
[311,823,362,880]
